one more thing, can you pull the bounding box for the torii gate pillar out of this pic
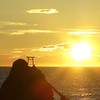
[27,56,35,66]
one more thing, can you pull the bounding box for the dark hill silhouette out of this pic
[0,59,69,100]
[0,59,53,100]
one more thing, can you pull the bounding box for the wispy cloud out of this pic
[65,28,100,35]
[11,48,31,54]
[10,29,58,35]
[0,21,27,26]
[31,43,69,52]
[9,55,22,59]
[69,31,99,35]
[11,51,23,54]
[1,27,100,37]
[13,48,30,51]
[26,8,59,14]
[39,45,56,51]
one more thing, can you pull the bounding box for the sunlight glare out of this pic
[71,42,92,62]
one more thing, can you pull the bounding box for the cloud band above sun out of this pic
[10,29,58,35]
[26,8,59,14]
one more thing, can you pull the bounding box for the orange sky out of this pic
[0,0,100,66]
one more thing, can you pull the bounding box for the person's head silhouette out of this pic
[10,59,28,75]
[13,59,28,67]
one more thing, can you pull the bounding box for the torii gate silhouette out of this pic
[27,56,35,66]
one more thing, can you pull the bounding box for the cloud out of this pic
[9,55,22,59]
[56,43,69,48]
[11,48,31,54]
[39,45,56,51]
[67,29,100,35]
[0,21,27,26]
[10,29,58,35]
[70,31,99,35]
[11,51,23,54]
[26,8,59,14]
[38,43,69,52]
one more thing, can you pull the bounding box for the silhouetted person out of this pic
[0,59,54,100]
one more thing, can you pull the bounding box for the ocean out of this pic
[0,67,100,100]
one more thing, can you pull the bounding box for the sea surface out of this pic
[0,67,100,100]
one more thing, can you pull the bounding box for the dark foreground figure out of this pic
[0,59,54,100]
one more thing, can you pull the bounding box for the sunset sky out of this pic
[0,0,100,66]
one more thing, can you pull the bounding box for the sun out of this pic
[71,42,92,62]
